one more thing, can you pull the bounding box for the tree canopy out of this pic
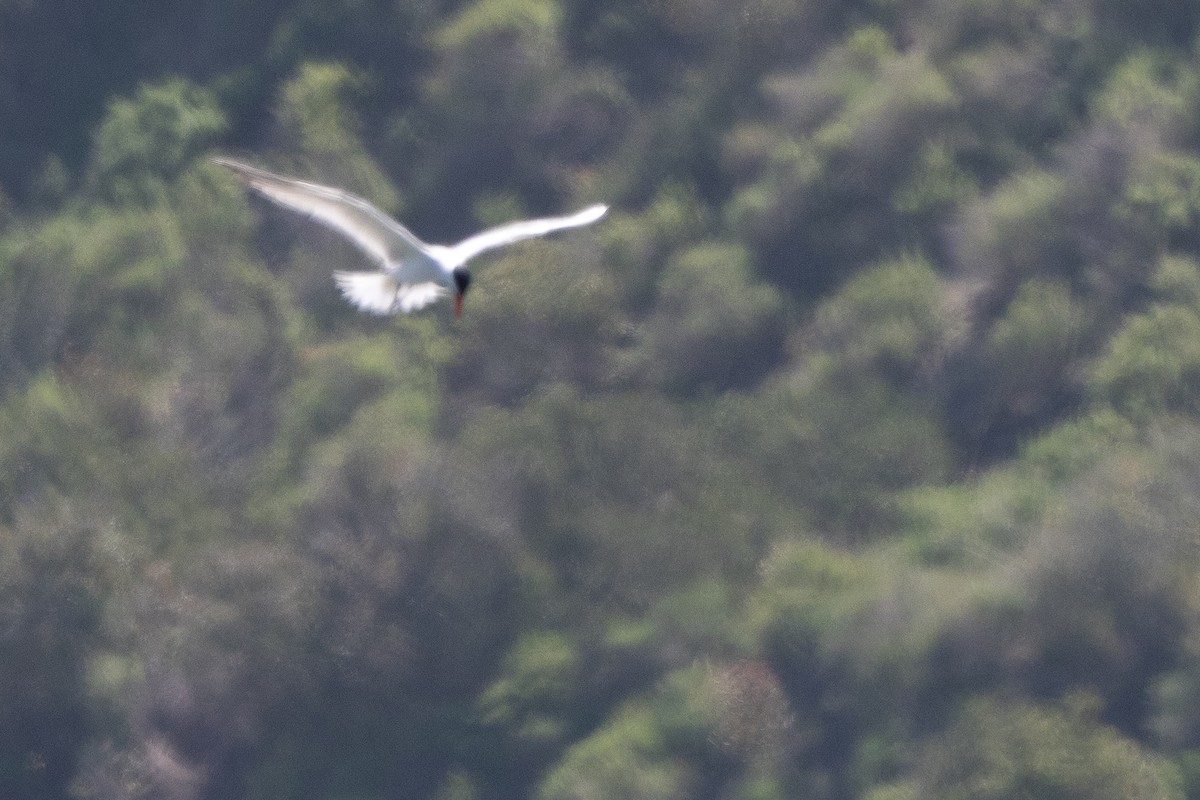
[5,0,1200,798]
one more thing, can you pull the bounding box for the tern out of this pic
[215,157,608,317]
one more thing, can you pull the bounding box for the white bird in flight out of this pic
[215,157,608,317]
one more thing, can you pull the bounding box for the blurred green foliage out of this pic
[6,0,1200,798]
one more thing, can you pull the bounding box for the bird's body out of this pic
[214,157,607,316]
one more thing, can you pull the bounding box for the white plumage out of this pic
[215,157,608,316]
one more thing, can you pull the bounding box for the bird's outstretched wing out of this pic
[445,204,609,265]
[214,157,431,269]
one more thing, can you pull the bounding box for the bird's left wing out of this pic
[214,157,429,268]
[445,204,608,265]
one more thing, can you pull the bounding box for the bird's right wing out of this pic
[215,157,429,268]
[445,204,609,265]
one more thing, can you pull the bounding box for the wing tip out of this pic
[577,203,609,224]
[212,155,250,173]
[212,156,270,188]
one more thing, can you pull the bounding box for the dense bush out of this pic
[5,0,1200,798]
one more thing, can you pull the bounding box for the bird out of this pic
[214,157,608,318]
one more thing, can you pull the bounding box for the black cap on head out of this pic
[452,268,471,318]
[453,268,471,296]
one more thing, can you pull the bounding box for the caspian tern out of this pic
[214,157,608,317]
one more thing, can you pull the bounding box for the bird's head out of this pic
[452,268,471,318]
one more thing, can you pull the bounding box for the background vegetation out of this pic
[4,0,1200,797]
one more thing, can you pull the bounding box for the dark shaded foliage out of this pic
[6,0,1200,798]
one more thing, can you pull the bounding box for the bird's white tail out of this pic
[333,271,402,315]
[333,271,448,315]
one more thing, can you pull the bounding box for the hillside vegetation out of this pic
[4,0,1200,798]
